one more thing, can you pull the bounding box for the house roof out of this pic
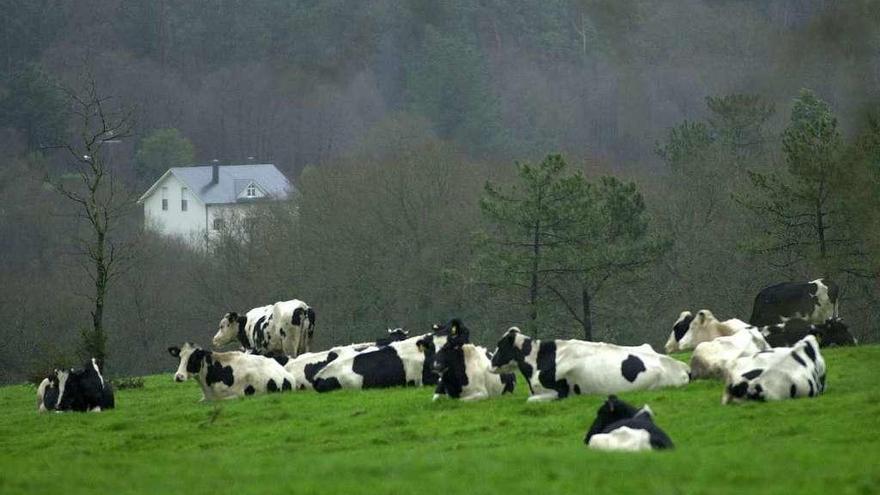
[137,164,293,205]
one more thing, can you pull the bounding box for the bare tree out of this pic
[49,76,136,365]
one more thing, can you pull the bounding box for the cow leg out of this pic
[460,391,489,401]
[526,392,558,402]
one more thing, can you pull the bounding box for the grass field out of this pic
[1,346,879,495]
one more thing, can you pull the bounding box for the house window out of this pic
[213,218,225,230]
[246,184,256,198]
[181,187,188,212]
[161,187,168,211]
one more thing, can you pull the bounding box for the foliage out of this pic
[0,64,69,150]
[477,155,664,338]
[1,346,878,494]
[134,128,195,185]
[738,90,855,276]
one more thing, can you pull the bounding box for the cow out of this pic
[490,328,690,402]
[168,342,296,400]
[36,358,115,412]
[269,328,412,390]
[311,328,450,393]
[690,327,771,379]
[759,317,855,348]
[419,337,515,401]
[722,335,826,404]
[749,278,839,327]
[584,395,673,452]
[271,299,315,357]
[665,309,750,353]
[212,304,277,354]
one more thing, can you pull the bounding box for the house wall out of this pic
[143,174,207,244]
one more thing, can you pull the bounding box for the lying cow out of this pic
[212,304,277,353]
[490,328,690,402]
[749,278,839,327]
[690,327,770,379]
[418,337,515,401]
[272,299,316,357]
[665,309,750,353]
[584,395,673,452]
[168,343,296,400]
[759,317,855,348]
[312,329,449,392]
[722,335,826,404]
[37,358,115,412]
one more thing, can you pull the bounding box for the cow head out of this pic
[213,312,247,347]
[490,327,528,373]
[664,311,694,353]
[818,318,856,347]
[431,340,466,376]
[584,395,643,444]
[36,374,61,412]
[168,342,207,382]
[388,328,409,341]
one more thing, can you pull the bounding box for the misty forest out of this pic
[2,0,879,384]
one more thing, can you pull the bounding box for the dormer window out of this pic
[246,184,256,198]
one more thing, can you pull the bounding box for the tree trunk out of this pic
[581,284,593,341]
[529,220,541,330]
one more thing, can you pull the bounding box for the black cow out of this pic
[584,395,673,451]
[760,317,855,348]
[749,278,839,327]
[36,358,115,413]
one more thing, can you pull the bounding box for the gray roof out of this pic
[139,164,293,205]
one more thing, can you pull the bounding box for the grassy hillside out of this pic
[1,346,878,495]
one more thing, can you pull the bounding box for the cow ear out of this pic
[168,346,181,358]
[228,312,237,323]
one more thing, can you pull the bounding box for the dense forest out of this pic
[1,0,879,383]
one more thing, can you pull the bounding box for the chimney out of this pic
[211,159,220,184]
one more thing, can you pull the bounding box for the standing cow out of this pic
[212,305,277,353]
[749,278,839,326]
[722,335,826,404]
[168,343,296,400]
[490,328,690,402]
[272,299,316,357]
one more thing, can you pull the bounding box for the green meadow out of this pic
[1,346,878,495]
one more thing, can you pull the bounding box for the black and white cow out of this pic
[168,343,296,400]
[490,328,690,402]
[419,337,515,401]
[664,310,751,353]
[311,329,450,393]
[749,278,839,327]
[690,327,771,379]
[584,395,673,452]
[36,358,115,412]
[759,317,855,348]
[212,304,277,353]
[274,328,412,390]
[272,299,316,357]
[722,335,826,404]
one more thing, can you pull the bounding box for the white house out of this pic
[137,163,293,246]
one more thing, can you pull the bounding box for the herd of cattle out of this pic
[35,279,857,452]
